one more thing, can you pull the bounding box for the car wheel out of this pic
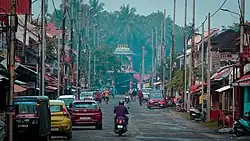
[95,123,102,130]
[66,129,73,140]
[147,106,151,109]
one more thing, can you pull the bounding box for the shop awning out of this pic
[233,74,250,86]
[190,83,206,94]
[14,84,27,93]
[211,66,233,81]
[215,85,232,93]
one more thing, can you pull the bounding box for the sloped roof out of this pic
[210,29,239,52]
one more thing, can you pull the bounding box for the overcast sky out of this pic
[33,0,250,29]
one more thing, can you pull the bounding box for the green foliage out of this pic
[45,37,57,64]
[167,69,184,91]
[48,0,188,73]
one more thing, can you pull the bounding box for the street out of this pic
[50,96,245,141]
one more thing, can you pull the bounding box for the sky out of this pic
[33,0,250,29]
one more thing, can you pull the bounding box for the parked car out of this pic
[80,92,95,100]
[147,93,166,109]
[94,91,102,103]
[57,95,75,108]
[68,100,102,130]
[49,100,72,140]
[13,96,51,141]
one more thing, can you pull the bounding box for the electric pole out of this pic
[190,0,195,86]
[170,0,176,97]
[77,0,83,99]
[201,22,205,114]
[40,0,46,96]
[188,0,195,111]
[162,9,166,96]
[141,46,145,89]
[160,20,163,85]
[61,0,67,95]
[206,13,211,121]
[151,29,154,86]
[183,0,188,110]
[7,1,17,140]
[22,14,27,62]
[155,26,158,84]
[57,27,61,98]
[69,0,74,94]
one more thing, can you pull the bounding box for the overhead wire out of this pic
[51,0,67,21]
[196,0,228,30]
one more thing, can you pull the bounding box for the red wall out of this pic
[0,0,31,14]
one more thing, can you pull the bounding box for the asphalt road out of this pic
[52,96,249,141]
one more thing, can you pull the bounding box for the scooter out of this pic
[189,107,202,120]
[105,97,109,104]
[234,111,250,137]
[125,96,130,104]
[114,116,127,136]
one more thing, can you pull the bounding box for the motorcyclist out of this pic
[104,89,110,103]
[114,101,129,130]
[111,87,117,99]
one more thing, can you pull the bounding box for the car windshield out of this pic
[73,102,97,109]
[142,89,151,93]
[50,105,62,113]
[14,101,37,114]
[57,98,74,106]
[150,94,163,99]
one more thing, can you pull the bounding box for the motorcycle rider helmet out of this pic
[119,100,124,105]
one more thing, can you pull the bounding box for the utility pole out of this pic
[160,20,163,83]
[155,26,158,84]
[57,28,61,98]
[188,0,195,111]
[151,29,154,86]
[201,22,205,114]
[7,1,17,140]
[40,0,46,96]
[141,46,145,89]
[69,0,74,94]
[77,0,83,99]
[61,0,67,95]
[239,0,245,117]
[22,14,27,63]
[94,55,96,84]
[206,13,211,121]
[183,0,188,110]
[170,0,176,97]
[162,9,166,96]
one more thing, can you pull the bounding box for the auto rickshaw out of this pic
[13,96,51,141]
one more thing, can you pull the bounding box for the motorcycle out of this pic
[114,116,127,136]
[125,96,130,104]
[105,96,109,104]
[189,107,202,120]
[234,111,250,137]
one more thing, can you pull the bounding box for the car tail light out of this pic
[63,108,70,117]
[94,108,101,113]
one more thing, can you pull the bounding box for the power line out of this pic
[196,0,228,30]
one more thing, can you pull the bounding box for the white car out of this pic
[80,92,95,100]
[57,95,75,108]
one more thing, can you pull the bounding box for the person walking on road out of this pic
[138,90,143,106]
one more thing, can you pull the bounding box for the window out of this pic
[57,98,74,106]
[73,102,97,109]
[150,94,163,99]
[50,105,62,113]
[14,101,37,114]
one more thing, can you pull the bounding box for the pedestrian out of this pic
[138,90,143,106]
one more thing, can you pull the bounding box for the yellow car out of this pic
[49,100,72,140]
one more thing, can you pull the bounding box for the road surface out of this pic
[52,96,248,141]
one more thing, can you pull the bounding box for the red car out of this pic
[147,93,166,109]
[68,100,102,130]
[94,91,102,103]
